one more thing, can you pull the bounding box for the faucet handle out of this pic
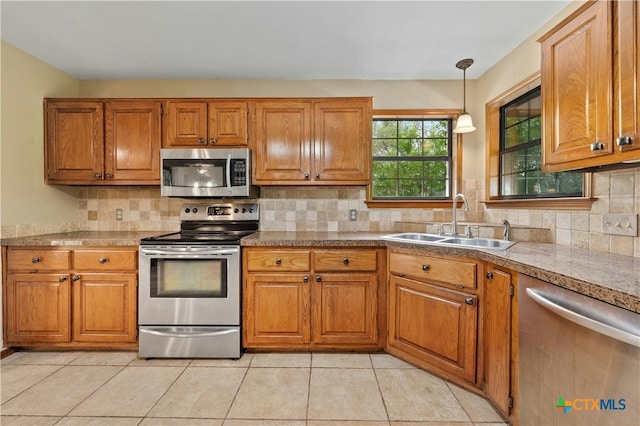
[436,224,444,235]
[465,225,473,238]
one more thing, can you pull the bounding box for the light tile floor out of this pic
[1,351,508,426]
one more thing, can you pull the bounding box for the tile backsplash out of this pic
[2,169,638,257]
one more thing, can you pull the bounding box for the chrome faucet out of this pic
[451,193,469,236]
[501,219,511,241]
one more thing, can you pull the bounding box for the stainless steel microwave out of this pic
[161,148,259,198]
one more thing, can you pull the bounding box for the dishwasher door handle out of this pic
[526,288,640,348]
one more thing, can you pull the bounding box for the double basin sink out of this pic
[381,232,517,250]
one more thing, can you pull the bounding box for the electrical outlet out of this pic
[116,209,123,221]
[349,209,358,221]
[603,213,638,237]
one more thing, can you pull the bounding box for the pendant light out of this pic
[452,58,476,134]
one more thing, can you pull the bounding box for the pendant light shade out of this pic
[452,58,476,134]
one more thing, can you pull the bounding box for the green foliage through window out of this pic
[372,118,452,199]
[500,88,583,198]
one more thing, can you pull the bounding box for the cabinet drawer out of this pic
[246,250,311,272]
[7,249,71,271]
[389,252,477,289]
[314,249,377,272]
[73,249,137,271]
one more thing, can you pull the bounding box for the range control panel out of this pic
[180,203,259,221]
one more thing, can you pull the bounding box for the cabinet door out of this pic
[244,273,311,347]
[313,99,372,183]
[252,101,312,183]
[388,275,478,383]
[484,267,513,417]
[5,273,71,343]
[72,273,137,342]
[208,101,249,146]
[541,0,613,171]
[105,101,161,183]
[45,101,104,183]
[312,273,377,346]
[164,101,208,147]
[614,0,640,157]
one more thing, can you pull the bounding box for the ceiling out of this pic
[1,0,572,80]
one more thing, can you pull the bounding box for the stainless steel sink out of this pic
[381,233,517,250]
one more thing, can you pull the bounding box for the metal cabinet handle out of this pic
[616,136,633,147]
[105,173,113,179]
[486,272,494,279]
[315,275,322,282]
[209,138,217,144]
[275,258,282,265]
[58,276,67,282]
[303,276,309,283]
[72,275,81,281]
[465,297,474,306]
[526,288,640,348]
[315,173,320,179]
[590,141,605,151]
[32,257,41,263]
[198,137,206,144]
[422,264,430,271]
[94,173,102,178]
[343,258,349,265]
[99,257,108,264]
[303,173,310,179]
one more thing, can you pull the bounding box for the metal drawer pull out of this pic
[32,257,41,263]
[99,257,108,264]
[316,276,322,282]
[94,173,102,178]
[465,297,474,306]
[590,141,605,151]
[58,276,67,282]
[142,328,238,338]
[343,258,349,265]
[72,275,81,281]
[304,173,310,179]
[422,264,430,271]
[209,137,217,144]
[275,258,282,265]
[526,288,640,348]
[105,173,113,179]
[303,276,309,283]
[198,137,206,144]
[315,173,320,179]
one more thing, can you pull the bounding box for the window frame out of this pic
[366,109,463,209]
[484,73,594,210]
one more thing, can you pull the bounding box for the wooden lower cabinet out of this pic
[5,273,71,343]
[3,247,138,347]
[483,265,517,420]
[387,275,478,383]
[243,247,383,349]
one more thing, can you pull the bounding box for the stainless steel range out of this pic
[138,202,258,358]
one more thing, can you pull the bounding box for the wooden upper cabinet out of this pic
[45,101,104,183]
[252,100,313,183]
[314,99,371,183]
[252,98,372,185]
[614,0,640,158]
[105,101,161,182]
[164,101,249,147]
[540,0,640,171]
[45,99,161,185]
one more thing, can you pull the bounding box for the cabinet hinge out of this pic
[509,285,514,296]
[508,396,514,408]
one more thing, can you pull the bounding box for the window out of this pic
[371,112,455,202]
[485,73,592,210]
[500,87,583,198]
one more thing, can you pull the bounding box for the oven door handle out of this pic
[141,328,239,338]
[226,154,232,193]
[140,247,239,256]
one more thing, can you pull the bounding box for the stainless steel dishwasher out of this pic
[518,275,639,426]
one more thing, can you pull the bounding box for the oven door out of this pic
[138,245,240,326]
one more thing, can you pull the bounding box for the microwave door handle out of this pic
[226,154,232,193]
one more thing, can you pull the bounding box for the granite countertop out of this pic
[3,230,639,313]
[243,231,640,313]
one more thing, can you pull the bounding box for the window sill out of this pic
[482,197,596,210]
[365,200,457,209]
